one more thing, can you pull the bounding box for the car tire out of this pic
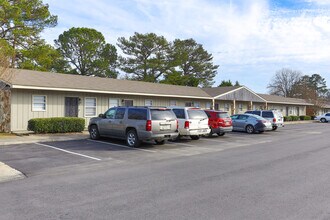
[190,135,200,140]
[155,140,165,145]
[89,125,100,140]
[321,118,327,123]
[272,126,278,131]
[126,129,141,147]
[217,132,225,136]
[207,130,213,137]
[246,125,255,134]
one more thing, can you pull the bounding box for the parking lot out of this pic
[0,123,325,177]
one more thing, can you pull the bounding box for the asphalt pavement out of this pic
[0,123,329,219]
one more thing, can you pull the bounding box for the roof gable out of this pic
[203,86,266,102]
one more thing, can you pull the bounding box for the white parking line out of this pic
[87,139,157,153]
[35,143,102,161]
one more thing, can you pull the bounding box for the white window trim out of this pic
[145,99,153,106]
[109,98,120,108]
[32,95,47,112]
[84,97,97,117]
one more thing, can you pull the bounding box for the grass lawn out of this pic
[0,133,16,138]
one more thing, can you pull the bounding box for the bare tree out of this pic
[267,68,302,97]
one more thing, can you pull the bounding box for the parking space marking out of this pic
[35,143,102,161]
[87,139,157,153]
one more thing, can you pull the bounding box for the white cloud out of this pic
[41,0,330,92]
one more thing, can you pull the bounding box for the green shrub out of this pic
[290,116,300,121]
[28,117,85,133]
[299,115,311,120]
[284,116,292,121]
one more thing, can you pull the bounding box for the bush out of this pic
[290,116,300,121]
[299,115,311,120]
[284,116,292,121]
[28,117,85,133]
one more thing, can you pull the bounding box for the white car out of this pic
[315,112,330,123]
[168,107,211,140]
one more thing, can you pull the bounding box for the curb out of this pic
[0,162,25,183]
[284,120,317,125]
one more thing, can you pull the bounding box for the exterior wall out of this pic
[10,89,211,131]
[267,104,306,116]
[213,101,250,115]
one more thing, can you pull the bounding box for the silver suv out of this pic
[245,110,284,131]
[88,107,179,147]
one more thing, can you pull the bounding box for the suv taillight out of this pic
[176,119,179,130]
[146,120,152,131]
[184,121,190,129]
[273,118,276,122]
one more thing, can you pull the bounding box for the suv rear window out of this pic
[217,112,229,118]
[187,110,207,119]
[172,109,185,119]
[128,108,147,120]
[261,111,274,118]
[151,109,176,120]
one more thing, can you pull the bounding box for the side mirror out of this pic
[98,113,105,118]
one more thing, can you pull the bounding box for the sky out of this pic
[41,0,330,93]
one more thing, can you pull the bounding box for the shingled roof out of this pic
[9,69,212,99]
[257,94,313,105]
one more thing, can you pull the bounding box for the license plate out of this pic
[160,125,171,130]
[225,122,230,125]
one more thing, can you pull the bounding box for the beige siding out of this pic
[10,89,211,131]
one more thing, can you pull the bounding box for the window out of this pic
[109,99,119,108]
[32,95,46,111]
[187,110,207,119]
[262,111,274,118]
[85,98,96,117]
[169,100,177,106]
[172,109,185,119]
[206,102,211,109]
[123,99,133,107]
[238,115,249,120]
[104,108,116,119]
[115,108,125,119]
[185,102,192,107]
[214,103,219,110]
[193,102,200,108]
[238,103,243,111]
[224,103,229,111]
[150,109,176,120]
[128,108,147,120]
[145,99,153,106]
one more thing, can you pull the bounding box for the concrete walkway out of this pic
[0,162,25,183]
[0,131,89,146]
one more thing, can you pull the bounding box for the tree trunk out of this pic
[0,89,11,132]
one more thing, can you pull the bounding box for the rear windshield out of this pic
[261,112,274,118]
[217,112,229,118]
[150,109,176,120]
[187,110,207,119]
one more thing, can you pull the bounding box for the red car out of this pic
[204,110,233,136]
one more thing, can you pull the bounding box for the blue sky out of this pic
[42,0,330,93]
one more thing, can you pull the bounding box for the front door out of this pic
[65,97,79,117]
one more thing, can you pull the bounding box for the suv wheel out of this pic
[126,129,141,147]
[272,126,278,131]
[89,125,100,140]
[246,125,255,134]
[155,140,165,145]
[321,118,327,123]
[217,132,225,136]
[190,135,200,140]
